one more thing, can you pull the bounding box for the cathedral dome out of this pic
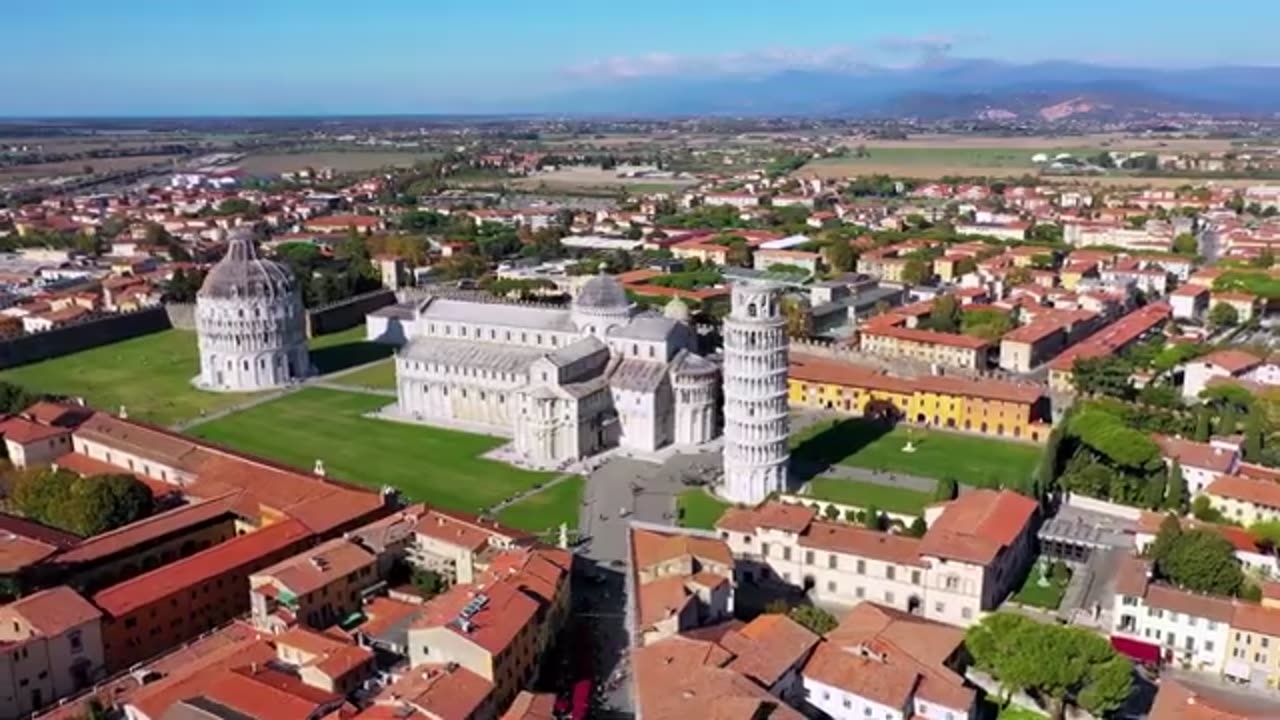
[574,273,629,312]
[198,231,297,300]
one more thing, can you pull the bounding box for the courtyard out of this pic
[0,325,392,427]
[804,477,932,516]
[187,387,559,513]
[791,417,1042,488]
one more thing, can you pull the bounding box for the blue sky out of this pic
[3,0,1278,116]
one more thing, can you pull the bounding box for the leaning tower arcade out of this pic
[720,281,790,504]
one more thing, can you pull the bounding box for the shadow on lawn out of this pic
[310,341,394,374]
[789,417,893,485]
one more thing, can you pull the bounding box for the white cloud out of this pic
[562,34,979,81]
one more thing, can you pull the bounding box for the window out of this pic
[911,570,921,585]
[884,591,894,604]
[805,551,814,565]
[782,547,791,562]
[827,581,837,592]
[856,559,866,574]
[962,607,973,620]
[886,566,895,581]
[828,555,837,570]
[69,630,83,653]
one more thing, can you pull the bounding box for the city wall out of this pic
[306,289,396,337]
[0,307,172,371]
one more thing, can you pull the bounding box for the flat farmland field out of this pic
[0,154,182,182]
[238,151,441,175]
[512,166,698,192]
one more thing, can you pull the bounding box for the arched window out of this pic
[747,303,757,318]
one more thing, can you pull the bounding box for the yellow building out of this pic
[1226,603,1280,689]
[788,354,1050,442]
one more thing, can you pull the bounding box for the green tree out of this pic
[1149,522,1245,597]
[1071,356,1134,399]
[1143,470,1167,510]
[11,470,153,536]
[411,569,448,599]
[1218,404,1239,436]
[907,516,928,537]
[862,505,883,531]
[781,296,814,339]
[922,295,962,333]
[824,240,855,273]
[1193,407,1212,442]
[724,239,752,268]
[1172,233,1198,255]
[1166,461,1188,513]
[823,504,840,520]
[901,258,931,285]
[933,476,958,502]
[965,612,1133,720]
[1245,407,1265,460]
[786,605,838,635]
[1208,302,1239,329]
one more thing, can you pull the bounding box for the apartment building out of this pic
[250,537,380,632]
[405,546,570,713]
[630,527,735,646]
[1182,349,1270,400]
[407,508,532,585]
[0,587,105,719]
[788,354,1050,442]
[858,322,991,371]
[801,602,976,720]
[1204,472,1280,526]
[1111,556,1233,673]
[716,490,1038,628]
[631,634,805,720]
[1153,435,1240,495]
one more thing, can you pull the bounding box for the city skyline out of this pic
[5,0,1280,116]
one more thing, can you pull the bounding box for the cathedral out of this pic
[368,274,721,468]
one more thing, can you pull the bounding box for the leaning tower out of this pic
[720,281,790,504]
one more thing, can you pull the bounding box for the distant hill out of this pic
[539,59,1280,117]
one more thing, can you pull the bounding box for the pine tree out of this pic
[1166,461,1188,513]
[1144,471,1167,511]
[1193,408,1212,442]
[1245,407,1265,461]
[1218,405,1239,437]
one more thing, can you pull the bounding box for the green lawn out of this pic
[0,325,392,427]
[332,359,397,389]
[1012,559,1071,610]
[678,489,731,530]
[0,329,258,427]
[187,387,557,513]
[806,478,931,516]
[792,419,1042,488]
[496,476,584,534]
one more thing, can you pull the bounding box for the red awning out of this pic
[1110,635,1161,665]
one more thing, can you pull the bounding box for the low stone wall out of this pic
[306,289,396,337]
[0,307,171,371]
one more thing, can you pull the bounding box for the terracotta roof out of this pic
[273,626,373,679]
[412,508,530,553]
[799,521,926,567]
[632,528,733,569]
[632,635,805,720]
[1198,349,1263,374]
[55,494,241,565]
[373,664,492,720]
[862,324,990,350]
[1114,555,1153,597]
[253,537,376,596]
[918,490,1037,565]
[93,519,310,617]
[714,500,815,535]
[1230,602,1280,638]
[125,631,278,720]
[0,586,101,637]
[1153,435,1237,473]
[804,602,972,712]
[716,614,820,688]
[1149,679,1264,720]
[22,401,92,427]
[1206,473,1280,510]
[1144,583,1236,622]
[501,691,557,720]
[414,575,539,656]
[0,416,69,444]
[0,511,80,548]
[201,666,344,720]
[1135,512,1264,555]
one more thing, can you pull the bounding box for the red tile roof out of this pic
[918,489,1037,565]
[370,664,493,720]
[1205,473,1280,510]
[0,586,101,637]
[1153,435,1237,473]
[54,494,241,565]
[92,518,310,617]
[1198,349,1263,374]
[0,416,69,444]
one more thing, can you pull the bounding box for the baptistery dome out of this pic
[194,231,310,392]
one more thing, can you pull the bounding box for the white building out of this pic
[720,281,789,504]
[373,275,719,468]
[802,602,976,720]
[1112,555,1233,674]
[1153,435,1240,495]
[1182,349,1272,400]
[194,231,311,392]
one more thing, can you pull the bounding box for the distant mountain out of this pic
[537,60,1280,117]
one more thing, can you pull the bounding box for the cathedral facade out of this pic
[371,274,720,468]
